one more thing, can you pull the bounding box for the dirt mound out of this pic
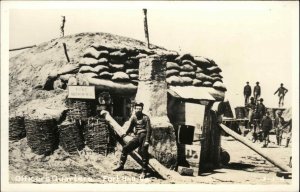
[9,32,174,112]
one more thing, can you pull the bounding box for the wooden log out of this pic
[63,43,70,63]
[143,9,150,49]
[9,45,36,52]
[100,110,188,180]
[220,123,291,172]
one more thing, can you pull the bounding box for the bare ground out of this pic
[9,134,292,184]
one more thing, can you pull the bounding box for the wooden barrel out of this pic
[235,107,246,119]
[24,118,59,155]
[58,120,84,154]
[9,116,26,141]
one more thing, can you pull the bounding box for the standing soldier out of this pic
[113,102,152,178]
[246,97,256,128]
[282,119,292,148]
[260,111,273,148]
[243,82,252,106]
[253,82,261,103]
[274,83,288,108]
[274,110,285,146]
[256,98,266,121]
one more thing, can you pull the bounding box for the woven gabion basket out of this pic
[9,116,26,141]
[83,117,115,155]
[66,99,94,121]
[58,120,84,154]
[24,118,59,155]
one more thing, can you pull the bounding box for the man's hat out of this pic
[135,102,144,108]
[260,98,264,101]
[256,81,259,84]
[246,81,249,84]
[250,97,254,100]
[281,83,283,86]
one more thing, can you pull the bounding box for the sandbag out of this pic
[181,77,193,85]
[179,71,196,78]
[207,66,222,73]
[98,58,109,65]
[98,50,109,58]
[87,77,137,94]
[79,66,94,73]
[91,43,114,51]
[210,73,223,78]
[110,51,127,59]
[195,73,214,81]
[129,74,139,80]
[76,73,90,85]
[192,79,202,86]
[109,63,125,71]
[111,72,130,82]
[59,74,72,82]
[193,56,212,68]
[83,72,98,79]
[57,64,79,75]
[205,58,217,66]
[166,75,184,86]
[126,68,139,74]
[196,67,204,73]
[202,81,213,87]
[53,79,64,90]
[99,71,113,79]
[213,81,227,91]
[79,57,99,66]
[93,65,109,73]
[166,69,179,77]
[212,77,223,83]
[68,76,77,85]
[175,53,194,62]
[182,60,197,67]
[166,62,181,70]
[83,47,101,59]
[133,53,147,59]
[181,64,194,72]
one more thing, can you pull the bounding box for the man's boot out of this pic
[140,158,149,179]
[113,154,127,171]
[285,138,290,148]
[276,136,280,145]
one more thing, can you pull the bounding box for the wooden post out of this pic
[60,16,66,37]
[220,123,291,172]
[63,43,70,63]
[143,9,150,49]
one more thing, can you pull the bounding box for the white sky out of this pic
[7,1,299,109]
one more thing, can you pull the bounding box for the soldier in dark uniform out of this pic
[274,110,285,146]
[246,97,256,128]
[253,82,261,103]
[260,111,273,148]
[244,82,252,106]
[113,102,152,178]
[256,98,266,121]
[274,83,288,108]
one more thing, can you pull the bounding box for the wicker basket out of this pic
[24,118,59,155]
[58,120,84,154]
[9,116,26,141]
[66,99,95,121]
[83,117,115,155]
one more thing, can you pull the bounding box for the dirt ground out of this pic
[9,134,292,184]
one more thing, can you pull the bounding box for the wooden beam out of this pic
[220,123,291,172]
[100,110,189,180]
[143,9,150,49]
[9,45,36,52]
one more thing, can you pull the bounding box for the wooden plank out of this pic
[220,123,291,172]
